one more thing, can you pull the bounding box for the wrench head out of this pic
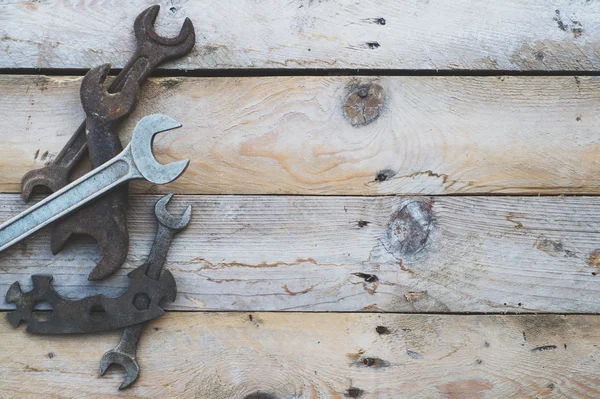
[134,5,195,60]
[80,64,138,122]
[155,193,192,231]
[20,164,70,202]
[130,114,189,185]
[99,350,140,390]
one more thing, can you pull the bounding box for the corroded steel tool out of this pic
[99,193,191,389]
[0,114,188,253]
[50,64,137,281]
[20,5,195,280]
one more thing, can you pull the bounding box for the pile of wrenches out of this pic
[1,5,196,389]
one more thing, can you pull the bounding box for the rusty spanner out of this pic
[0,114,188,252]
[21,6,194,200]
[20,6,195,279]
[99,193,191,390]
[51,64,137,280]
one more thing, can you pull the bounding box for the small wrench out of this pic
[20,5,195,201]
[100,193,191,389]
[51,64,137,281]
[0,114,188,252]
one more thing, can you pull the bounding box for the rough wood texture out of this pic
[2,1,600,70]
[2,194,600,313]
[2,75,600,195]
[1,312,599,398]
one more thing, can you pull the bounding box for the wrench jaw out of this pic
[155,193,192,231]
[99,352,140,390]
[20,164,70,202]
[134,5,196,59]
[80,63,139,124]
[50,192,129,281]
[130,114,190,185]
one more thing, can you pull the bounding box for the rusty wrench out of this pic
[0,115,188,252]
[21,5,195,200]
[99,193,191,389]
[51,64,138,280]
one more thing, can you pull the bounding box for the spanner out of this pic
[51,64,137,281]
[100,193,191,390]
[0,114,188,253]
[20,5,195,200]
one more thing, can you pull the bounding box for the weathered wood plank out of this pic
[2,1,600,71]
[1,194,600,313]
[1,312,599,398]
[2,75,600,195]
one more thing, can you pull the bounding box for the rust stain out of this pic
[437,380,493,399]
[282,283,318,296]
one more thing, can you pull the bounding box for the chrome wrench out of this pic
[0,114,188,252]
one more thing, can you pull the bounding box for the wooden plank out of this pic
[1,312,599,398]
[1,194,600,313]
[2,1,600,71]
[2,75,600,195]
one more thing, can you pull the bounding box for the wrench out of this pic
[100,193,191,390]
[51,64,137,281]
[20,5,195,201]
[0,114,188,253]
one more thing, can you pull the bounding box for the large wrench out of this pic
[51,64,138,281]
[0,114,188,253]
[100,193,191,390]
[20,5,195,201]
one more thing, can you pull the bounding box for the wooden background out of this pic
[1,1,600,398]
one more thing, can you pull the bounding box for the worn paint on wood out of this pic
[2,1,600,70]
[1,194,600,313]
[1,75,600,195]
[0,313,598,398]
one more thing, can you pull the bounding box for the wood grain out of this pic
[2,75,600,195]
[1,312,599,398]
[2,1,600,71]
[1,194,600,313]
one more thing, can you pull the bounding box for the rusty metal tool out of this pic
[20,5,195,280]
[49,64,137,281]
[0,114,188,253]
[20,5,195,201]
[99,193,191,389]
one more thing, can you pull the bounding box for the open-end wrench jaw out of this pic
[99,350,140,390]
[21,165,70,202]
[130,114,189,185]
[135,5,195,57]
[80,64,138,122]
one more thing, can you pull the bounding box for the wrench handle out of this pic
[0,148,139,252]
[145,224,176,281]
[115,322,146,358]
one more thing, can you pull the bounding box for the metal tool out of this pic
[51,64,137,281]
[20,5,195,201]
[19,5,195,280]
[99,193,191,389]
[0,114,188,253]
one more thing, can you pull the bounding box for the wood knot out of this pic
[343,83,386,126]
[384,200,433,258]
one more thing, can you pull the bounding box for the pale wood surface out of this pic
[2,194,600,313]
[2,75,600,195]
[2,1,600,71]
[1,312,599,398]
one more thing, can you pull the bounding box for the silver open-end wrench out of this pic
[0,114,188,252]
[100,193,191,390]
